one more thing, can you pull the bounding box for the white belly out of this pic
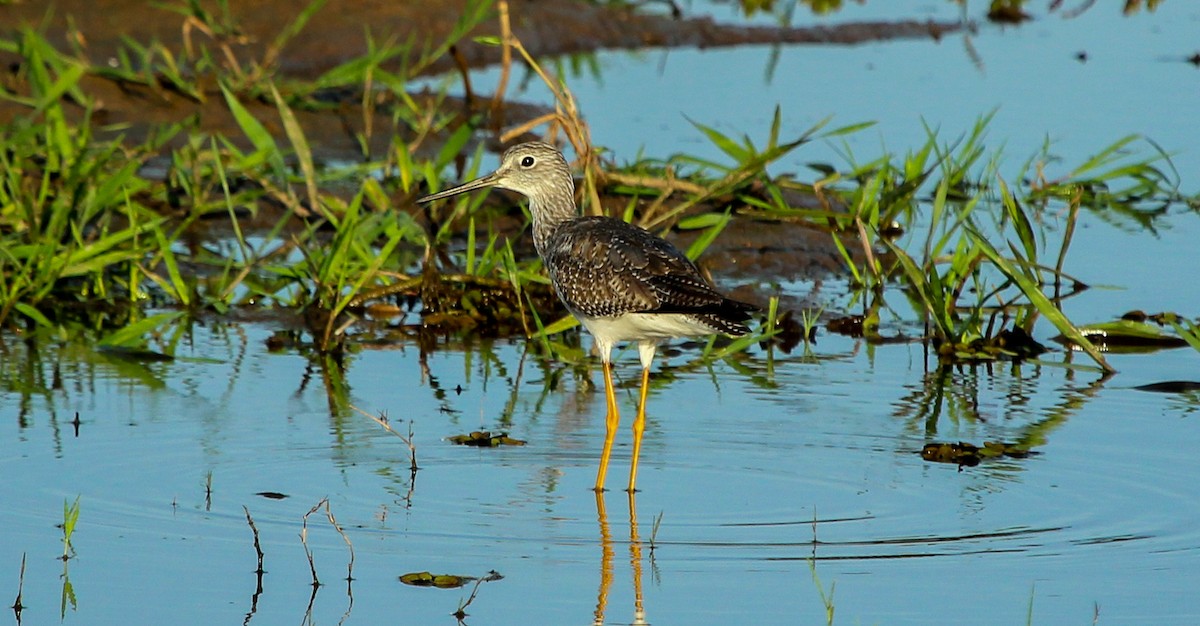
[581,312,714,343]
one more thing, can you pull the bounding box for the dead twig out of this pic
[11,552,25,624]
[453,570,504,621]
[242,506,265,575]
[323,500,355,584]
[604,170,706,197]
[487,0,513,132]
[493,0,602,215]
[300,499,325,588]
[349,404,419,475]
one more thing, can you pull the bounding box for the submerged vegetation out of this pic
[0,0,1196,376]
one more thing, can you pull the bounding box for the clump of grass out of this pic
[793,116,1184,372]
[800,307,822,344]
[1,0,1191,379]
[0,2,513,348]
[0,30,178,329]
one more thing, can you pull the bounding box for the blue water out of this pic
[3,318,1199,625]
[535,0,1200,181]
[4,2,1200,625]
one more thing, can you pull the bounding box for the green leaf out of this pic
[219,84,285,177]
[683,210,730,260]
[687,117,749,162]
[154,227,190,307]
[97,312,185,350]
[968,228,1114,373]
[1163,316,1200,353]
[13,302,52,327]
[270,83,320,215]
[676,212,727,230]
[1078,320,1181,344]
[533,314,580,338]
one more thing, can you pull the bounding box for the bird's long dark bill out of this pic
[416,171,502,203]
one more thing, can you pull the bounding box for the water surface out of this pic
[4,2,1200,625]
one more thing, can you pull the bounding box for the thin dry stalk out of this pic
[452,570,504,621]
[180,16,248,85]
[488,0,513,131]
[648,512,664,554]
[604,170,706,197]
[493,0,602,214]
[242,506,265,574]
[345,275,422,308]
[300,499,326,588]
[450,44,476,109]
[1054,187,1082,299]
[322,501,356,583]
[854,217,881,283]
[11,552,25,620]
[349,404,419,473]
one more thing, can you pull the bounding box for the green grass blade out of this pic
[154,226,191,306]
[968,227,1114,373]
[269,83,321,217]
[219,84,285,177]
[681,210,730,260]
[97,312,186,350]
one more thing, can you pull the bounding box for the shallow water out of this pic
[4,2,1200,625]
[575,0,1200,178]
[3,305,1200,624]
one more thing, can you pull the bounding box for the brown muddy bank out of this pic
[0,0,960,157]
[1,0,903,298]
[2,1,963,79]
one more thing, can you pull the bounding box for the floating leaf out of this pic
[448,431,527,447]
[921,442,982,467]
[1054,319,1188,352]
[400,572,474,588]
[826,315,866,337]
[921,441,1032,467]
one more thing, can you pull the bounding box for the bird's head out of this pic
[417,141,574,210]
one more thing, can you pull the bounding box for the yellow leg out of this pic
[626,366,650,493]
[594,361,621,492]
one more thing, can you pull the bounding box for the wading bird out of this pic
[419,142,756,492]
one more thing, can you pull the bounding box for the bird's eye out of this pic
[520,156,535,168]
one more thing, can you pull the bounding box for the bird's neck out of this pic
[530,197,579,255]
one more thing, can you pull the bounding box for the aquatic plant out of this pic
[59,496,80,561]
[0,0,1191,383]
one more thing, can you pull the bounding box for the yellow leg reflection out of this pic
[595,362,621,492]
[593,491,614,626]
[626,366,651,493]
[627,491,648,625]
[592,491,652,625]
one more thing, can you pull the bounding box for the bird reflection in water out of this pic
[593,491,650,625]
